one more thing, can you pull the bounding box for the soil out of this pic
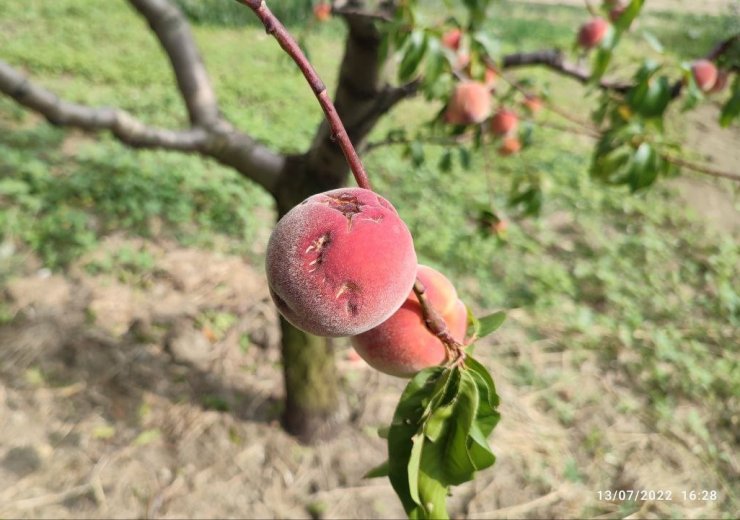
[1,2,738,518]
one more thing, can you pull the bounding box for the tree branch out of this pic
[236,0,372,191]
[0,61,209,151]
[501,49,632,93]
[128,0,221,127]
[0,60,284,192]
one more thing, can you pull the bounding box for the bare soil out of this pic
[0,232,735,519]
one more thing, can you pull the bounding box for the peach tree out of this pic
[1,0,738,517]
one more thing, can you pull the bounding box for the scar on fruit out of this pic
[306,232,331,272]
[335,281,361,316]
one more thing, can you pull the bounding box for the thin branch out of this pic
[235,0,372,191]
[501,49,632,93]
[413,280,465,361]
[706,33,739,61]
[128,0,221,127]
[663,154,740,182]
[0,61,209,151]
[0,60,284,193]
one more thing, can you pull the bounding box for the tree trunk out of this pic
[272,12,390,442]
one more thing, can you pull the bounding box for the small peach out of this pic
[444,81,492,125]
[313,2,331,22]
[692,60,718,92]
[578,17,609,49]
[490,108,519,136]
[484,66,498,88]
[351,265,467,378]
[523,96,543,115]
[498,136,522,156]
[441,28,462,51]
[266,188,417,337]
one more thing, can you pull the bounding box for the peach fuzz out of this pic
[578,17,609,49]
[444,81,492,125]
[351,265,468,378]
[490,108,518,136]
[692,60,718,92]
[266,188,417,337]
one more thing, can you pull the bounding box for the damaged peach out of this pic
[265,187,417,337]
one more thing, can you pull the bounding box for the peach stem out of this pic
[413,280,466,363]
[235,0,372,191]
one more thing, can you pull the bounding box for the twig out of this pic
[235,0,371,191]
[413,280,465,362]
[663,154,740,182]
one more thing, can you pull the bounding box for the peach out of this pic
[313,2,331,22]
[484,66,498,88]
[444,81,492,125]
[578,17,609,49]
[523,96,543,115]
[266,188,417,337]
[498,136,522,156]
[490,108,518,135]
[609,5,626,23]
[692,60,718,92]
[351,265,467,378]
[441,28,462,51]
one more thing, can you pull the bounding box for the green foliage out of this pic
[375,354,500,519]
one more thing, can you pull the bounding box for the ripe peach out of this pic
[266,188,417,337]
[609,5,626,23]
[490,108,519,135]
[441,28,462,51]
[523,96,543,115]
[351,265,467,378]
[498,136,522,156]
[578,17,609,49]
[313,2,331,22]
[710,69,730,94]
[692,60,718,92]
[444,81,492,125]
[484,66,498,88]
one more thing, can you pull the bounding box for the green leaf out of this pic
[408,434,425,505]
[377,425,390,439]
[467,421,496,470]
[399,30,428,82]
[364,460,390,479]
[465,304,480,341]
[465,356,500,411]
[477,311,506,337]
[388,367,445,514]
[591,48,612,81]
[413,441,451,519]
[438,371,479,485]
[472,31,500,61]
[720,77,740,127]
[438,150,453,172]
[641,30,664,53]
[425,403,455,442]
[614,0,645,33]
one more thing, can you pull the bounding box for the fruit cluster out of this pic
[266,188,466,378]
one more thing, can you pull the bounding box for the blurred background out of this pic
[0,0,738,518]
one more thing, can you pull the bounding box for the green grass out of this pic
[1,0,738,511]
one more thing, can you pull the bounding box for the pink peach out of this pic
[444,81,492,125]
[692,60,718,92]
[266,188,417,337]
[578,17,609,49]
[351,265,468,378]
[490,108,519,136]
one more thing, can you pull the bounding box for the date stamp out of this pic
[596,489,720,502]
[596,490,673,502]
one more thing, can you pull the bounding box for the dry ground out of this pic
[0,231,735,519]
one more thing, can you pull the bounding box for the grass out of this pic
[1,0,738,515]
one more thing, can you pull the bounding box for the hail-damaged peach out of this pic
[351,265,467,378]
[266,188,417,337]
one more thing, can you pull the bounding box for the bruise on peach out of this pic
[266,187,417,338]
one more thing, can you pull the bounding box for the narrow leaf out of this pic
[364,460,390,479]
[477,311,506,337]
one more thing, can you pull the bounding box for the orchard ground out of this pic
[0,1,738,519]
